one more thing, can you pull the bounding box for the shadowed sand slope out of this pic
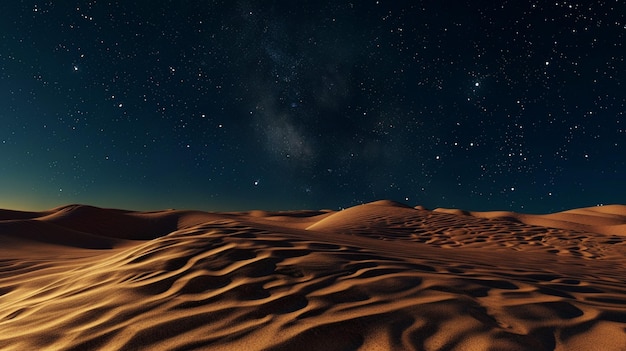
[1,201,626,350]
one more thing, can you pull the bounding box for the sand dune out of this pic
[1,201,626,350]
[435,204,626,236]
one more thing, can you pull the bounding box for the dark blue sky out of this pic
[1,1,624,213]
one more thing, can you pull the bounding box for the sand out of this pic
[1,200,626,350]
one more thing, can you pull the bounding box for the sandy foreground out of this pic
[1,200,626,351]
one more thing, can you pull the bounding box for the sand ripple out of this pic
[1,202,626,350]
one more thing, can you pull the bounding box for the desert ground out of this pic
[1,200,626,350]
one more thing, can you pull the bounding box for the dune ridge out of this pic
[1,201,626,350]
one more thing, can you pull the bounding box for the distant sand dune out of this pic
[1,201,626,350]
[436,204,626,236]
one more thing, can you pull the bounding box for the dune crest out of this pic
[2,201,626,350]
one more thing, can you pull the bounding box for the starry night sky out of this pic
[1,1,624,213]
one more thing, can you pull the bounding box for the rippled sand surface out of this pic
[2,200,626,350]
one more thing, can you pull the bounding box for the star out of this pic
[0,1,621,213]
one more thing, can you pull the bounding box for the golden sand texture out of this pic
[1,201,626,350]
